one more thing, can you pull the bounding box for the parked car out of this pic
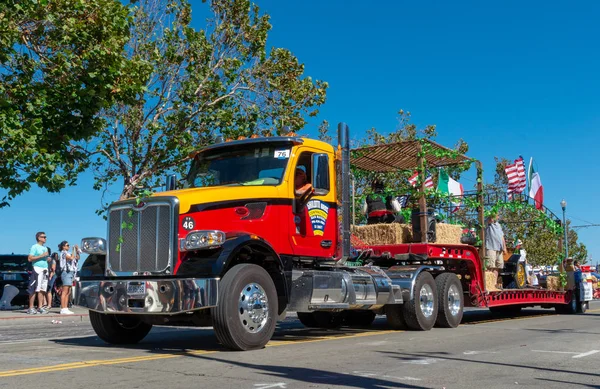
[0,254,32,305]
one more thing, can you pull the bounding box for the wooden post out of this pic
[476,161,486,275]
[417,142,428,243]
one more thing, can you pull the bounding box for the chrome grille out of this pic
[107,201,174,274]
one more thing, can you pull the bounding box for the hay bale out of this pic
[351,223,412,245]
[434,223,463,245]
[485,271,499,291]
[546,276,559,291]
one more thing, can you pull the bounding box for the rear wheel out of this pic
[556,293,578,314]
[385,305,406,330]
[211,264,278,351]
[403,272,438,331]
[435,273,464,328]
[89,311,152,344]
[578,301,588,314]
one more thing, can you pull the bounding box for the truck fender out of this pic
[78,254,107,279]
[386,265,444,302]
[207,232,291,314]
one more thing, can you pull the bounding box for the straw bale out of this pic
[351,223,412,245]
[435,224,463,245]
[546,276,559,291]
[485,271,500,291]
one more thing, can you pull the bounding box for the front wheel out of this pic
[211,264,278,351]
[89,311,152,344]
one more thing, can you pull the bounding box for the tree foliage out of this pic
[0,0,142,207]
[86,0,328,206]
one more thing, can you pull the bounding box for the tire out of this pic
[385,305,406,330]
[513,263,527,289]
[297,312,319,328]
[435,273,464,328]
[345,310,376,327]
[556,294,578,314]
[211,264,278,351]
[402,272,438,331]
[578,301,588,314]
[489,305,522,316]
[89,311,152,345]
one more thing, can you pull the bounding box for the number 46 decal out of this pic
[182,216,195,231]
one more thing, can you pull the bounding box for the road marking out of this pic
[532,349,600,359]
[463,350,498,355]
[0,329,401,378]
[401,358,438,365]
[573,350,600,359]
[254,383,287,388]
[532,350,578,355]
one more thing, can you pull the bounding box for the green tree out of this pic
[0,0,143,207]
[566,222,588,263]
[86,0,327,205]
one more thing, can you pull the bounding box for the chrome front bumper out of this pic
[75,278,219,314]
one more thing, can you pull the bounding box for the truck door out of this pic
[289,150,337,258]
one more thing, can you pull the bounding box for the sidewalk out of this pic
[0,306,89,321]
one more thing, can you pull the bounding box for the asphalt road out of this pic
[0,303,599,389]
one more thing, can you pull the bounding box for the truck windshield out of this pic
[186,145,291,188]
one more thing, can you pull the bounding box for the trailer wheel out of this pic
[211,264,278,351]
[578,301,588,314]
[345,310,376,327]
[297,312,319,328]
[403,272,438,331]
[556,293,578,315]
[385,305,407,330]
[89,311,152,345]
[435,273,464,328]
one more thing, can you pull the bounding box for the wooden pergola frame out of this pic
[351,139,487,258]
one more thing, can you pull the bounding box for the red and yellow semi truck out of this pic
[76,123,589,351]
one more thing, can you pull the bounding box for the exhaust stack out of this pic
[338,122,351,262]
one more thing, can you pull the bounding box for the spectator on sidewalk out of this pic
[59,241,80,315]
[27,232,50,314]
[46,251,59,309]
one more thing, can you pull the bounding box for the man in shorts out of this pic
[27,232,50,314]
[485,213,507,289]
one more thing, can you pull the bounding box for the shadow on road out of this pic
[377,350,600,380]
[187,354,431,389]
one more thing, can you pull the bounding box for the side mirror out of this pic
[311,153,330,196]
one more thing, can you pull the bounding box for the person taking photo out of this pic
[58,241,80,315]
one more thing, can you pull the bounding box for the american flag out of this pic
[396,195,410,208]
[424,176,434,189]
[505,157,526,196]
[408,171,419,187]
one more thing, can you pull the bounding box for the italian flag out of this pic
[528,157,544,210]
[438,169,463,211]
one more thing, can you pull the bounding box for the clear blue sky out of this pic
[1,0,599,264]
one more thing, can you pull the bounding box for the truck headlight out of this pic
[81,237,107,255]
[180,230,226,251]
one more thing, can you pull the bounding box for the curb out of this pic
[0,313,88,321]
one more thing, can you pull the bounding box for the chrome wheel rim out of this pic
[419,284,434,318]
[447,284,461,316]
[238,283,269,333]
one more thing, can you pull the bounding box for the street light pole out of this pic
[561,199,568,258]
